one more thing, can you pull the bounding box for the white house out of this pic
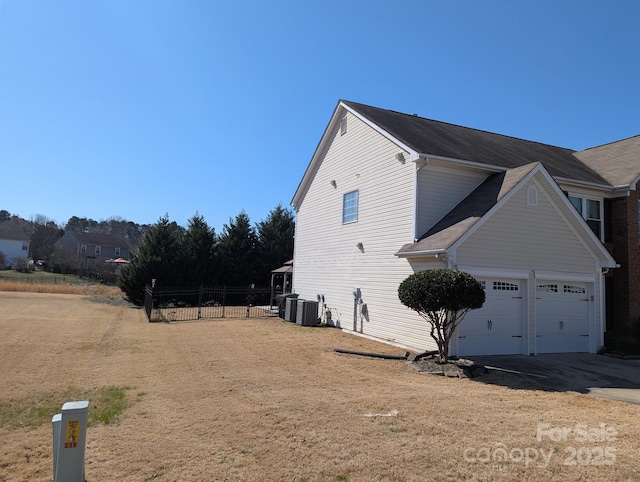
[290,100,618,356]
[0,223,30,268]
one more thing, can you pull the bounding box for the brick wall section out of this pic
[608,190,640,335]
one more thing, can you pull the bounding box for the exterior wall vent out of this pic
[527,186,538,206]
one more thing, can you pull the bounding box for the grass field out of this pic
[0,269,122,297]
[1,291,640,481]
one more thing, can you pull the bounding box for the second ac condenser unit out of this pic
[296,300,319,326]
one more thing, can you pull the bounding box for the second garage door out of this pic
[458,278,524,356]
[536,281,590,353]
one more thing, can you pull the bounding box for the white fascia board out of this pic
[291,102,346,210]
[534,170,618,268]
[553,176,615,192]
[394,248,448,258]
[454,266,531,279]
[344,103,420,161]
[418,153,506,174]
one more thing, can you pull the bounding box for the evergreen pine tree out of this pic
[255,204,295,283]
[118,214,184,305]
[183,213,217,285]
[217,211,258,286]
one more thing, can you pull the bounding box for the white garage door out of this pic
[536,281,590,353]
[458,278,524,356]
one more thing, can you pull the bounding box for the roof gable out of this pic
[397,163,538,255]
[396,162,616,268]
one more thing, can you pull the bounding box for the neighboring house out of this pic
[0,223,30,268]
[55,232,132,271]
[291,100,640,356]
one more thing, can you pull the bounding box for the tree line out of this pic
[1,205,295,305]
[118,206,295,305]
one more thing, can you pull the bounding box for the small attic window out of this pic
[340,115,347,135]
[527,186,538,206]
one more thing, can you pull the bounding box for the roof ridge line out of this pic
[342,100,576,153]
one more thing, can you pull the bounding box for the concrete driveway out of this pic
[467,353,640,405]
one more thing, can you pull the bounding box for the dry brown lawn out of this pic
[1,291,639,482]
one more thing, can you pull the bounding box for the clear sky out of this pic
[1,0,638,233]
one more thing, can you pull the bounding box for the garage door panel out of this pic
[458,278,523,356]
[536,281,590,353]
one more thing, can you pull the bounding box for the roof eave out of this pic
[417,153,505,174]
[394,248,448,258]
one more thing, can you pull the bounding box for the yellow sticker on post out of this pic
[64,420,80,448]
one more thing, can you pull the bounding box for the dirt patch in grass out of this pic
[1,291,639,481]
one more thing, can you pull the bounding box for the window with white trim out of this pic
[342,190,359,224]
[95,246,101,255]
[115,247,121,257]
[80,245,87,253]
[569,195,602,240]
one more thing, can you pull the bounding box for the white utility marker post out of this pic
[52,400,90,482]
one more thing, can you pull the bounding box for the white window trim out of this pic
[342,190,359,224]
[95,246,101,255]
[568,194,603,241]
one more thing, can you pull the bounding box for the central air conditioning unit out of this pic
[296,299,319,326]
[285,297,298,323]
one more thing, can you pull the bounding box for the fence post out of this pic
[221,286,226,318]
[197,284,203,320]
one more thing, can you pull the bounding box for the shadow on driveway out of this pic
[466,353,640,405]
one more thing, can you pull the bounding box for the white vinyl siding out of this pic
[454,176,604,354]
[0,239,30,267]
[294,110,434,351]
[457,179,595,274]
[416,164,487,236]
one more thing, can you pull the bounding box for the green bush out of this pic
[398,269,485,362]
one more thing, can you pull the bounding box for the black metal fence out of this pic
[144,284,279,322]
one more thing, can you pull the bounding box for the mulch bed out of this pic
[409,356,488,378]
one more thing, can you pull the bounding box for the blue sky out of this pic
[1,0,638,233]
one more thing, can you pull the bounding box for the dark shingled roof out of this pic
[397,163,537,255]
[69,232,131,248]
[0,223,29,241]
[342,100,610,186]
